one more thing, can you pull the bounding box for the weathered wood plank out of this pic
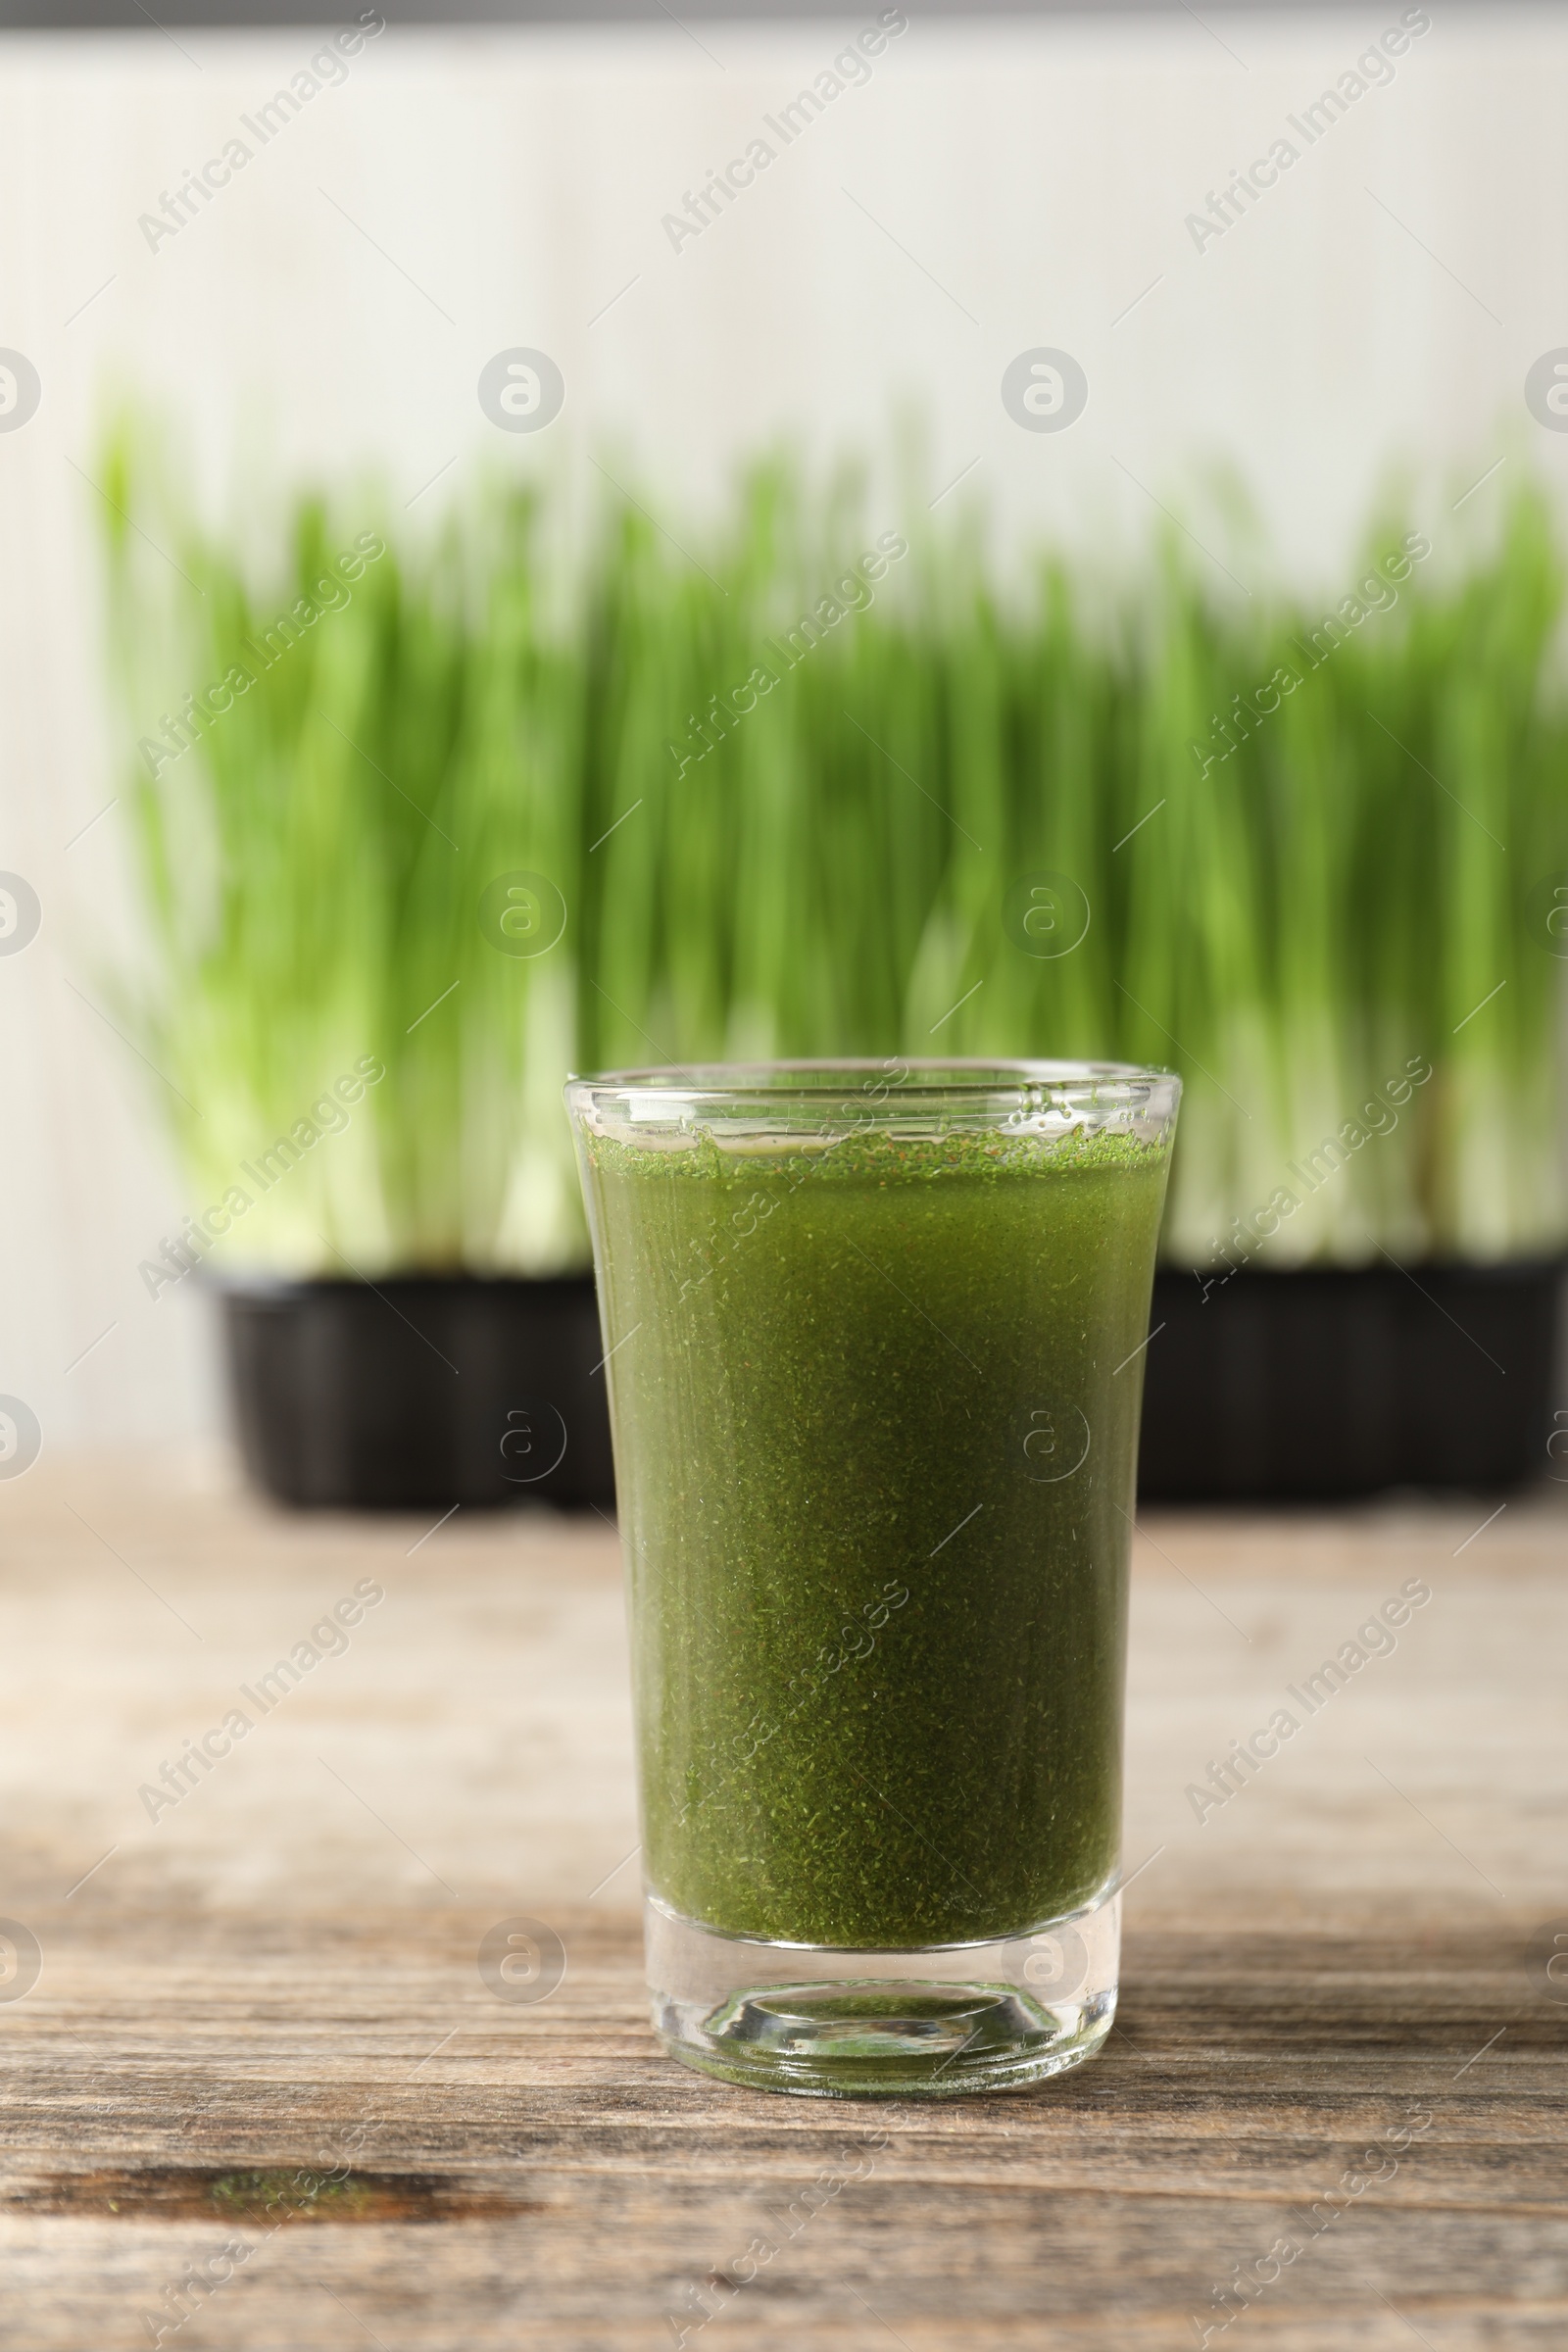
[0,1455,1564,2346]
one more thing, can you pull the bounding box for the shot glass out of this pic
[565,1059,1179,2097]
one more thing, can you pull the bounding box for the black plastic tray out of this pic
[1137,1258,1562,1500]
[219,1275,615,1509]
[220,1259,1562,1511]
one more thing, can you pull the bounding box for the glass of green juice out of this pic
[565,1059,1179,2098]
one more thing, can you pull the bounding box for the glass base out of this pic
[645,1882,1119,2099]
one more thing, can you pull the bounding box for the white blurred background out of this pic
[3,3,1565,1451]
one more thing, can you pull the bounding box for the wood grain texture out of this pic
[1,1452,1565,2349]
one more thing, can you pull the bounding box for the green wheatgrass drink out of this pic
[566,1062,1178,2097]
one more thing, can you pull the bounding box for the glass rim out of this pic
[565,1056,1179,1109]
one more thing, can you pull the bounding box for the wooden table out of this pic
[2,1453,1564,2348]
